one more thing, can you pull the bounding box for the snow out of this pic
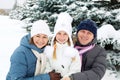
[92,0,110,1]
[0,15,27,80]
[0,0,26,9]
[98,24,116,40]
[0,15,119,80]
[0,0,15,9]
[97,24,120,45]
[16,0,27,7]
[102,70,118,80]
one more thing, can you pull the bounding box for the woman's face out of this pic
[33,34,48,48]
[56,31,69,44]
[77,30,94,45]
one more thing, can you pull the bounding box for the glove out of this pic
[49,70,61,80]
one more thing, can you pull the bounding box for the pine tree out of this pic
[9,0,120,31]
[10,0,76,31]
[9,0,120,73]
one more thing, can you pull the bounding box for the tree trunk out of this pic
[110,0,118,5]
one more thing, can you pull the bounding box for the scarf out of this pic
[75,44,95,61]
[31,49,47,76]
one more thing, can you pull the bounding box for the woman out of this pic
[6,20,61,80]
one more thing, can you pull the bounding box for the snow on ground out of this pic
[102,70,118,80]
[0,15,119,80]
[0,15,27,80]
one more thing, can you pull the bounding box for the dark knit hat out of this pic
[77,19,97,37]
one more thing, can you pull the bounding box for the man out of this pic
[69,19,107,80]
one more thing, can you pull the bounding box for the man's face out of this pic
[77,29,94,45]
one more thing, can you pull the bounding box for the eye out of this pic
[63,33,68,36]
[35,34,40,37]
[87,32,92,35]
[57,32,61,35]
[80,30,85,33]
[43,35,48,39]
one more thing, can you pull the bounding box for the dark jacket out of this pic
[6,34,50,80]
[71,44,107,80]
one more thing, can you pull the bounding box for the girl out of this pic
[44,12,81,80]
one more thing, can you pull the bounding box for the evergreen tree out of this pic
[9,0,120,31]
[9,0,120,74]
[10,0,76,31]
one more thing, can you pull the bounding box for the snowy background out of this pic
[0,15,27,80]
[0,0,120,80]
[0,15,119,80]
[0,0,26,9]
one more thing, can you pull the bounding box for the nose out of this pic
[83,32,88,37]
[38,38,44,42]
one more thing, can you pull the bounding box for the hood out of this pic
[51,12,73,47]
[20,34,44,53]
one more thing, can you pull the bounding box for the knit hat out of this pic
[51,12,73,46]
[77,19,97,37]
[31,20,51,38]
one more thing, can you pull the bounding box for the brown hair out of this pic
[29,37,34,44]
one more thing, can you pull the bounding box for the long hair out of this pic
[52,38,71,59]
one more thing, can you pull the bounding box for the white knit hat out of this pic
[51,12,73,47]
[31,20,51,38]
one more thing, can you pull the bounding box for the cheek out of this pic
[63,36,68,40]
[77,34,81,40]
[56,35,60,39]
[33,38,37,43]
[77,32,82,37]
[90,35,94,40]
[88,36,94,42]
[44,39,48,44]
[56,36,60,41]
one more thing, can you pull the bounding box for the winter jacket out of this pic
[71,44,107,80]
[6,34,50,80]
[44,42,81,78]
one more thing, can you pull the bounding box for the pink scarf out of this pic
[75,44,95,61]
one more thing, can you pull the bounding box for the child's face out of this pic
[55,31,69,44]
[33,34,48,48]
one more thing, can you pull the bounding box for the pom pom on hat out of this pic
[31,20,51,38]
[51,12,74,46]
[54,12,73,36]
[77,19,97,37]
